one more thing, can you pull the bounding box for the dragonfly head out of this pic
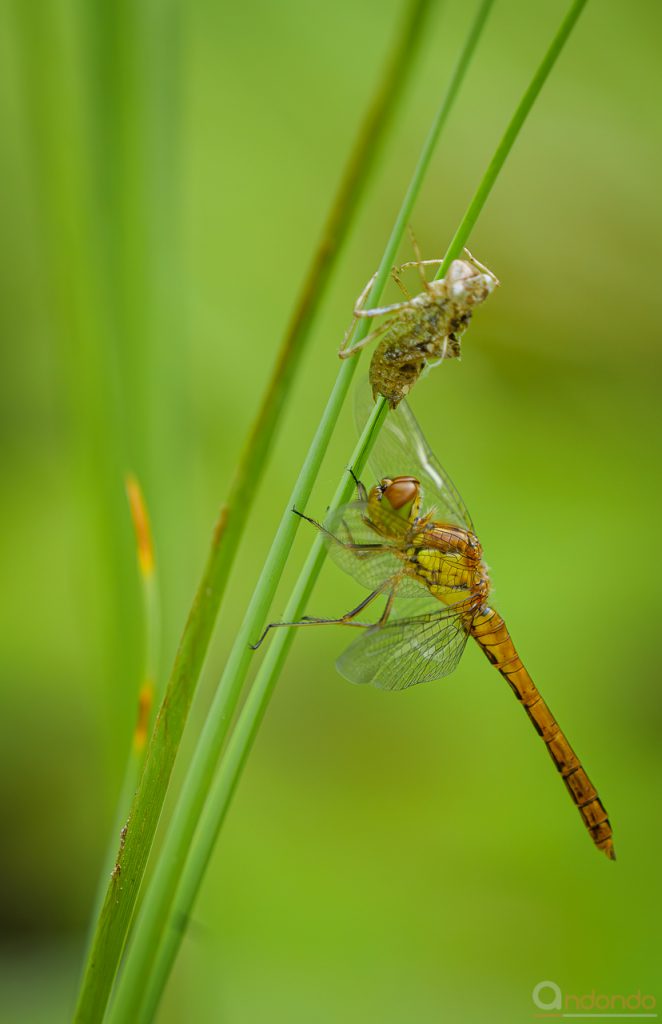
[370,476,422,523]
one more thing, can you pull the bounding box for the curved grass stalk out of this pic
[73,2,437,1020]
[123,473,162,762]
[437,0,588,280]
[123,1,589,1017]
[85,476,162,936]
[109,3,497,1020]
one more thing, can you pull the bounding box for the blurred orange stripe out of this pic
[125,473,155,578]
[133,679,155,753]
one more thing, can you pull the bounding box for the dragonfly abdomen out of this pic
[470,606,615,860]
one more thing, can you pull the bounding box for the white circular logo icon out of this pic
[532,980,562,1011]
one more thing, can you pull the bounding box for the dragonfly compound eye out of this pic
[381,476,420,515]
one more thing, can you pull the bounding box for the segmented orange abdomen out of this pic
[470,606,615,860]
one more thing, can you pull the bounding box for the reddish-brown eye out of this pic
[382,476,419,510]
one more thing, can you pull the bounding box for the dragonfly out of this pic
[254,396,615,860]
[339,250,498,408]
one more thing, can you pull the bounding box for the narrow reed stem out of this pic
[74,2,436,1020]
[437,0,588,277]
[84,476,161,939]
[124,473,161,757]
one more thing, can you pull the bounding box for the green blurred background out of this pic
[1,0,661,1020]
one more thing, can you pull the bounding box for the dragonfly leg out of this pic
[396,258,444,293]
[339,313,400,359]
[397,258,444,271]
[352,297,416,318]
[352,268,380,314]
[339,269,403,358]
[390,264,412,300]
[351,264,413,314]
[292,506,389,565]
[347,466,368,502]
[462,248,500,287]
[292,506,327,534]
[377,587,397,625]
[406,226,432,292]
[250,587,385,650]
[342,249,424,356]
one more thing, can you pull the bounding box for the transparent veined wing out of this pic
[322,500,430,598]
[336,599,472,691]
[354,380,473,531]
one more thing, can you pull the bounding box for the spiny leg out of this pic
[338,270,382,357]
[251,586,386,650]
[377,587,397,625]
[462,248,500,287]
[390,264,412,300]
[291,506,336,542]
[339,313,400,359]
[350,235,438,311]
[353,253,431,307]
[397,257,444,276]
[342,266,405,333]
[350,261,422,320]
[353,268,380,314]
[407,226,431,292]
[424,333,450,367]
[341,246,439,357]
[347,466,368,502]
[292,506,386,558]
[351,262,414,313]
[352,297,417,318]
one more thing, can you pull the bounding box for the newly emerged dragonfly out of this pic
[255,398,615,859]
[339,250,498,408]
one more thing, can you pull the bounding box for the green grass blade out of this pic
[85,476,162,934]
[128,0,589,1016]
[437,0,588,277]
[109,3,496,1020]
[73,2,436,1019]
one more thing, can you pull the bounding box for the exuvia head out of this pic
[370,475,422,521]
[445,256,499,306]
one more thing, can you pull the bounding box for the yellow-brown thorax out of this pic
[366,475,489,610]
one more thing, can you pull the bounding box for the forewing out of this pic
[335,603,470,691]
[355,381,473,530]
[323,501,429,598]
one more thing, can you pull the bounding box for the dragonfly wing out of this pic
[323,501,430,598]
[355,380,473,531]
[336,603,470,691]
